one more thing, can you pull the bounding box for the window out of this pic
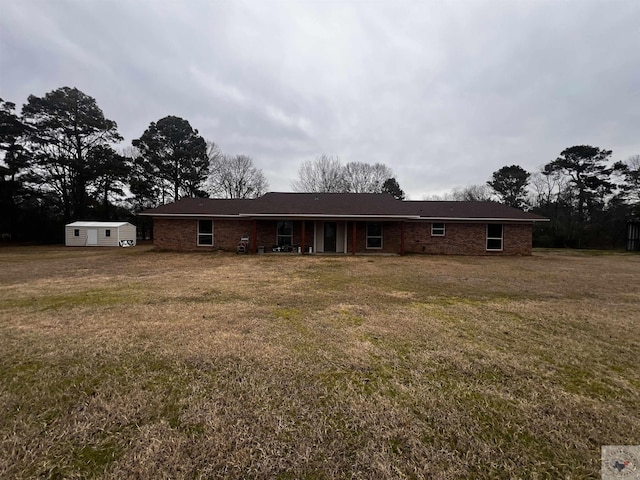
[198,220,213,246]
[74,229,79,237]
[431,223,445,236]
[366,222,383,249]
[276,221,293,246]
[486,224,503,251]
[105,229,111,237]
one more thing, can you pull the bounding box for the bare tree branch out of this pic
[207,152,268,199]
[291,154,348,193]
[343,162,393,193]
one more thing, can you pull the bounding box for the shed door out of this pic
[87,229,98,245]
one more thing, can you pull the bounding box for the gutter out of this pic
[139,212,547,223]
[138,213,245,218]
[410,216,550,223]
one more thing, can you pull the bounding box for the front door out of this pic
[324,222,337,252]
[87,229,98,245]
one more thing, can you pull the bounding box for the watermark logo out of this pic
[602,446,640,479]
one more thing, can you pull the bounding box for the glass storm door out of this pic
[324,222,337,252]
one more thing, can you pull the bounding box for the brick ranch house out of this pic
[140,192,548,255]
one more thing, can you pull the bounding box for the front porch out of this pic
[249,219,405,255]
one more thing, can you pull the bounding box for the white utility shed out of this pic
[65,221,136,247]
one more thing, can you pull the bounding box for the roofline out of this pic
[66,222,132,226]
[138,213,243,218]
[140,212,547,222]
[238,213,423,220]
[414,216,549,223]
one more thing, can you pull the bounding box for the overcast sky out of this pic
[2,0,639,199]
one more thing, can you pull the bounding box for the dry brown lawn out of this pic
[0,245,638,479]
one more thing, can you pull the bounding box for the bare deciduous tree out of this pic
[622,154,640,204]
[207,149,268,199]
[450,184,493,202]
[343,162,393,193]
[291,154,348,193]
[530,170,571,209]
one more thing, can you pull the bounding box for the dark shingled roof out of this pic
[142,197,254,216]
[141,192,547,222]
[402,200,545,220]
[247,193,406,215]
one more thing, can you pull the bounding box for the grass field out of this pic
[0,245,638,479]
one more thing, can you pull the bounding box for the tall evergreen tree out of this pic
[543,145,614,223]
[0,98,32,239]
[88,145,131,218]
[132,116,208,203]
[21,87,122,221]
[381,177,405,200]
[487,165,530,209]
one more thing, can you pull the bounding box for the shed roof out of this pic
[66,221,133,228]
[140,193,547,222]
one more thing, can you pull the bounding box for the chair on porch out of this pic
[236,235,250,254]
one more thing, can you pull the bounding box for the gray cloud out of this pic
[2,0,639,198]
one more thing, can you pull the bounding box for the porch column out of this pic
[252,220,257,254]
[301,221,306,254]
[352,221,357,255]
[401,221,405,256]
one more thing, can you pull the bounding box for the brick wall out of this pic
[346,221,403,254]
[254,220,314,252]
[153,219,313,252]
[403,222,532,255]
[154,218,253,251]
[153,218,533,255]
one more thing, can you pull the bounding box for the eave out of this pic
[410,216,549,223]
[140,212,547,223]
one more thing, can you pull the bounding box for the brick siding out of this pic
[152,218,533,255]
[154,218,252,251]
[403,222,531,255]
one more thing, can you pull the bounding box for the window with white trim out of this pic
[276,221,293,246]
[105,229,111,237]
[486,224,503,251]
[198,220,213,246]
[366,222,383,249]
[431,223,445,236]
[74,229,80,237]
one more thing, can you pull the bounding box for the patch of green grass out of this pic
[72,441,123,477]
[560,364,620,400]
[331,308,364,327]
[0,287,140,311]
[273,307,303,321]
[157,288,243,304]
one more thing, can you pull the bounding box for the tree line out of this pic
[2,86,638,248]
[0,86,405,243]
[436,147,640,249]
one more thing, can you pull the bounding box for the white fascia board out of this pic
[414,217,549,223]
[66,221,129,227]
[139,213,547,222]
[137,213,243,218]
[238,214,422,220]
